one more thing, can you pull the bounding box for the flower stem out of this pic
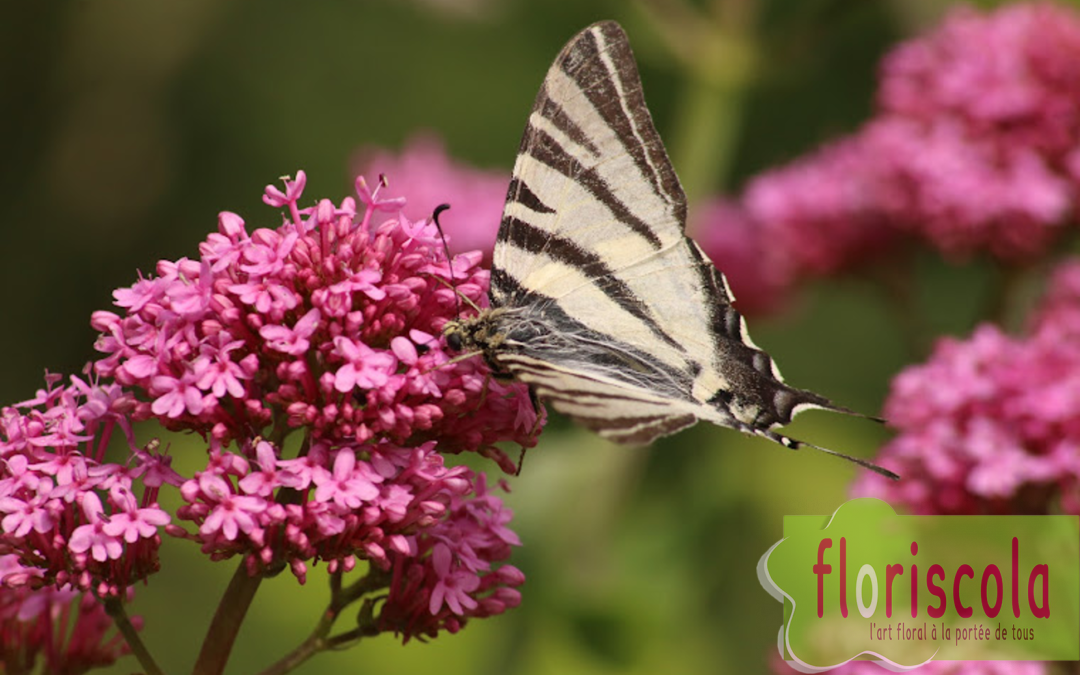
[102,595,164,675]
[256,567,389,675]
[872,248,931,358]
[192,561,264,675]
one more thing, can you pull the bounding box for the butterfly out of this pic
[444,20,896,479]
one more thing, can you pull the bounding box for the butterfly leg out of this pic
[511,388,545,477]
[474,368,520,408]
[527,386,541,419]
[475,373,493,409]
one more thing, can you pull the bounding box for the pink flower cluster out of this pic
[0,167,539,649]
[355,135,509,258]
[0,556,136,671]
[0,374,175,596]
[872,1,1080,258]
[82,170,537,635]
[83,170,539,638]
[697,2,1080,313]
[92,171,537,455]
[852,258,1080,515]
[170,437,523,595]
[378,474,523,640]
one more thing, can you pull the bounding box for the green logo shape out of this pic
[759,499,1079,671]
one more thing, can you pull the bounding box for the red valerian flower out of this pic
[0,374,175,596]
[716,2,1080,294]
[90,169,540,641]
[0,556,140,671]
[853,258,1080,515]
[91,170,540,454]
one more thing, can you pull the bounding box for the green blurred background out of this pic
[0,0,1034,673]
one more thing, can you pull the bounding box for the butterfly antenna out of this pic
[431,203,461,319]
[430,275,483,313]
[760,429,900,481]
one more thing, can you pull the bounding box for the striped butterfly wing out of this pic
[489,21,811,443]
[485,21,896,479]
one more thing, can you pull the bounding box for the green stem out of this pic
[102,595,165,675]
[669,74,748,206]
[191,562,264,675]
[255,568,390,675]
[872,249,930,359]
[254,632,324,675]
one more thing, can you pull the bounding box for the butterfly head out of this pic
[443,319,467,353]
[444,310,523,383]
[443,310,504,353]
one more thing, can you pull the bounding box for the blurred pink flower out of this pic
[0,556,139,670]
[714,1,1080,284]
[880,3,1080,158]
[354,135,509,258]
[853,257,1080,515]
[739,132,904,282]
[872,1,1080,258]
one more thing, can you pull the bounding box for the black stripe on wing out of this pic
[498,215,682,351]
[506,177,556,215]
[512,126,663,249]
[551,404,696,445]
[686,242,841,428]
[565,22,687,227]
[685,241,779,379]
[500,355,699,444]
[533,83,602,158]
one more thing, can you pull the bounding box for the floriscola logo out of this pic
[759,499,1079,671]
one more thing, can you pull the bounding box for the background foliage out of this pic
[0,0,1058,673]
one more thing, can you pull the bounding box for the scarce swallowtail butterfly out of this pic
[445,21,897,479]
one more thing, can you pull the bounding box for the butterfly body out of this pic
[446,268,831,446]
[445,21,896,478]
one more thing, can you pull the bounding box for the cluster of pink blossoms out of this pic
[377,474,523,638]
[91,171,537,457]
[88,170,540,637]
[696,1,1080,313]
[852,258,1080,515]
[0,556,136,671]
[0,169,541,647]
[0,373,175,595]
[0,375,166,665]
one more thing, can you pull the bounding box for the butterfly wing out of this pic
[489,21,839,446]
